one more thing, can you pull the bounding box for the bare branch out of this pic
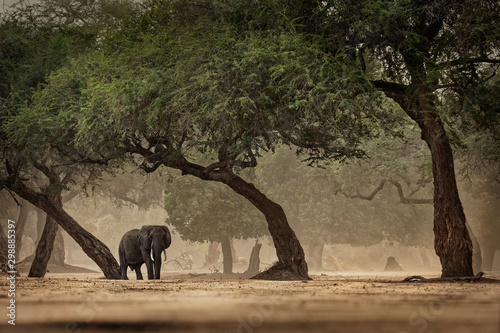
[339,180,387,200]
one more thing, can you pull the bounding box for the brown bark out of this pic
[35,210,65,266]
[11,180,120,279]
[29,214,58,277]
[226,176,309,280]
[375,54,474,277]
[415,110,473,277]
[220,235,233,274]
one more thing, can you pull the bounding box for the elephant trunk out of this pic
[153,246,163,279]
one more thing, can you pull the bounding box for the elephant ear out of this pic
[139,226,153,249]
[162,226,172,249]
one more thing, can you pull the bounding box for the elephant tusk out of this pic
[150,249,154,262]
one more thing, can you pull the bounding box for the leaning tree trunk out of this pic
[12,180,120,279]
[29,214,58,277]
[226,176,309,280]
[220,235,233,274]
[417,113,473,277]
[383,61,474,278]
[35,211,66,266]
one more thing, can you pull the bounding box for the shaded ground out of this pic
[1,266,499,333]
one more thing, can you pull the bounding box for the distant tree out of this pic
[164,168,268,274]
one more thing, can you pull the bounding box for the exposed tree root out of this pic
[250,262,311,281]
[402,271,485,283]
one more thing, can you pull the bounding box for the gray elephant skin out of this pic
[118,225,172,280]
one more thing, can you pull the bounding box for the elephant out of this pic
[118,225,172,280]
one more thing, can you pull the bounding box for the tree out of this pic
[291,0,500,277]
[10,2,384,280]
[164,168,269,274]
[0,0,135,279]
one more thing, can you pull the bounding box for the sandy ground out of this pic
[1,265,499,333]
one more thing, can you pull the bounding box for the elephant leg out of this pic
[120,265,129,280]
[119,248,128,280]
[134,264,144,280]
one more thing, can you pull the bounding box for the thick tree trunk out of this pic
[417,115,473,277]
[220,235,233,274]
[204,241,220,267]
[29,214,58,277]
[12,180,120,279]
[307,240,324,271]
[226,176,309,280]
[35,211,65,266]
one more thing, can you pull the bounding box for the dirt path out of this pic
[1,269,500,333]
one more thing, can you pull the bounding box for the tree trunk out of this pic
[226,176,309,280]
[14,199,29,260]
[220,235,233,274]
[204,241,220,267]
[29,214,58,277]
[49,228,65,266]
[36,210,65,266]
[417,114,473,277]
[380,53,474,278]
[11,180,120,279]
[307,240,324,271]
[244,240,262,277]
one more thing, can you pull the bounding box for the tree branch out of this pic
[339,179,433,205]
[339,180,387,200]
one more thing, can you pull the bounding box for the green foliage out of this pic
[9,2,385,176]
